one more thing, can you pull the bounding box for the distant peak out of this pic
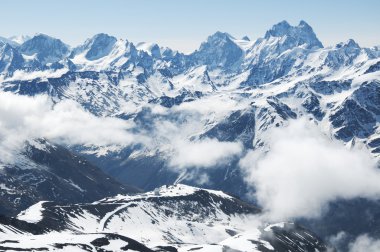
[84,33,118,47]
[346,39,360,48]
[265,21,291,38]
[198,31,237,50]
[241,36,250,41]
[136,42,162,58]
[208,31,235,41]
[18,33,69,64]
[80,33,118,61]
[151,43,160,50]
[297,20,316,35]
[298,20,311,28]
[194,31,243,69]
[31,33,62,42]
[26,33,68,46]
[264,20,323,49]
[336,39,360,49]
[277,20,291,27]
[91,33,116,40]
[21,33,67,47]
[87,33,117,46]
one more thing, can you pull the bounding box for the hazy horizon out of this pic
[1,0,379,53]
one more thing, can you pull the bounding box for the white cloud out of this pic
[169,138,243,169]
[240,118,379,221]
[0,92,136,163]
[328,231,349,251]
[2,69,68,82]
[151,119,243,170]
[349,234,380,252]
[0,92,243,171]
[173,94,247,120]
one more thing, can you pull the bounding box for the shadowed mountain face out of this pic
[0,139,140,216]
[19,34,70,65]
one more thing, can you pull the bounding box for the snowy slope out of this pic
[0,233,153,251]
[0,185,328,251]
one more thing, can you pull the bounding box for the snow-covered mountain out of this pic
[19,34,70,66]
[0,20,379,250]
[0,139,140,216]
[0,184,328,251]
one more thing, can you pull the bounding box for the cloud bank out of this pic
[349,234,380,252]
[169,138,243,169]
[151,118,243,170]
[0,92,136,163]
[240,119,379,221]
[0,92,243,171]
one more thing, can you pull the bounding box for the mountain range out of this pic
[0,20,379,251]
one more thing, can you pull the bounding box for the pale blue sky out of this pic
[1,0,379,53]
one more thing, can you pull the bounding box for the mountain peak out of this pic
[91,33,117,42]
[19,34,70,64]
[241,35,250,41]
[298,20,312,28]
[136,42,162,58]
[264,20,323,49]
[208,31,235,41]
[86,33,118,47]
[193,31,242,69]
[29,33,62,43]
[21,33,66,46]
[336,39,360,49]
[82,33,118,61]
[33,33,49,38]
[264,20,291,38]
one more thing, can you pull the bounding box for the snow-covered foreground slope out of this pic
[0,233,153,251]
[0,184,328,251]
